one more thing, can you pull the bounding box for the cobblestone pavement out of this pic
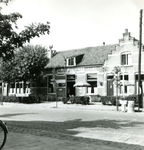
[2,120,144,150]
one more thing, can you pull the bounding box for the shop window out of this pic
[121,52,132,65]
[87,81,97,93]
[87,73,97,94]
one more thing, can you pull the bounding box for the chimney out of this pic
[48,45,53,59]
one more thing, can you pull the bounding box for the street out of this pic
[1,102,144,150]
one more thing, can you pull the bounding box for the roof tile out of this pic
[45,44,118,68]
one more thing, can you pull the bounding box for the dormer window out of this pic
[67,57,76,66]
[66,54,84,67]
[121,52,132,65]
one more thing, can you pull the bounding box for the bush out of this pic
[2,94,47,104]
[47,94,56,101]
[101,96,119,105]
[70,96,75,104]
[3,96,19,103]
[125,94,139,106]
[88,94,101,102]
[62,96,89,105]
[101,94,139,106]
[18,97,31,103]
[27,94,39,103]
[62,97,68,104]
[27,94,47,103]
[69,96,89,105]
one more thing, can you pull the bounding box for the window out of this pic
[10,83,15,93]
[121,52,132,65]
[120,74,129,94]
[124,86,128,93]
[87,73,97,94]
[120,75,129,80]
[67,57,76,66]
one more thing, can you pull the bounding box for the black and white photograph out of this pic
[0,0,144,149]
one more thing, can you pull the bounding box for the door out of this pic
[67,82,75,97]
[107,80,113,96]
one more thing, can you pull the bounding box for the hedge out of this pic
[101,94,139,106]
[2,96,19,103]
[101,96,117,105]
[2,94,47,104]
[62,96,90,105]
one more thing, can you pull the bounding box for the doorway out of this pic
[107,75,114,96]
[67,75,75,98]
[67,82,75,97]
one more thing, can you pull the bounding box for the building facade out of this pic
[1,29,143,106]
[45,29,144,104]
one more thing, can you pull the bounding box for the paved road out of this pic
[1,102,144,149]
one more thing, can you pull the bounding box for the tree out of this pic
[0,0,12,5]
[0,12,50,61]
[113,66,122,111]
[0,44,49,94]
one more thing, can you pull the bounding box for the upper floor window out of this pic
[121,52,132,65]
[67,57,76,66]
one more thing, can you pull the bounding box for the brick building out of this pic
[45,29,144,105]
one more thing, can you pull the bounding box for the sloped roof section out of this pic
[45,44,118,68]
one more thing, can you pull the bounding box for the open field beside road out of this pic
[1,102,144,149]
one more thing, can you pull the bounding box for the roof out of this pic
[45,44,118,68]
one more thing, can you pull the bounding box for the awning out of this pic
[73,81,90,87]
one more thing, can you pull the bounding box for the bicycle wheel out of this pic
[0,122,7,150]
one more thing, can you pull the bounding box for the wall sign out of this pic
[67,75,75,80]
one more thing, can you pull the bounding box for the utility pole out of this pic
[138,9,143,111]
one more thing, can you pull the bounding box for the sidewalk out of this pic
[5,132,101,150]
[3,132,144,150]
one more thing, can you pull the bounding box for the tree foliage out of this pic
[0,44,49,84]
[0,12,50,60]
[0,0,12,5]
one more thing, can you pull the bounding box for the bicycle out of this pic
[0,120,8,150]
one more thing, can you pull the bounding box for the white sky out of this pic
[0,0,144,51]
